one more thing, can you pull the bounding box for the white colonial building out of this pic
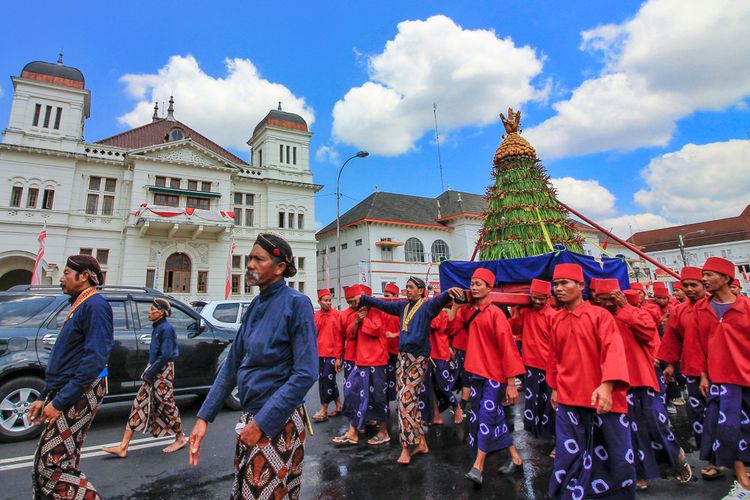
[0,56,321,302]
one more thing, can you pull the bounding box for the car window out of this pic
[169,304,198,331]
[134,301,151,329]
[49,299,128,330]
[212,303,239,323]
[0,295,55,327]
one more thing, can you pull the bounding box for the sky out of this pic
[2,0,749,237]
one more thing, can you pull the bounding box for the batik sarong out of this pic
[419,359,457,423]
[396,352,427,446]
[231,407,306,500]
[342,360,355,381]
[700,383,750,468]
[468,376,513,454]
[549,404,636,500]
[318,357,339,405]
[523,366,555,439]
[452,348,471,392]
[127,362,182,437]
[33,377,106,500]
[684,376,706,448]
[627,387,681,480]
[342,365,389,429]
[386,354,398,403]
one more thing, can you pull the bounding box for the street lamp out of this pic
[677,229,706,267]
[336,151,369,309]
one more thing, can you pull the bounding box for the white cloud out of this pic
[634,139,750,222]
[552,177,616,218]
[315,145,340,165]
[332,15,545,156]
[118,55,315,150]
[601,213,674,239]
[526,0,750,159]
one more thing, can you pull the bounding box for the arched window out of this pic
[168,128,185,141]
[164,253,191,293]
[404,237,425,262]
[431,240,450,262]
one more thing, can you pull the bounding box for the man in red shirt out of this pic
[340,286,360,381]
[510,279,557,441]
[547,263,635,499]
[462,267,524,486]
[630,283,663,325]
[696,257,750,499]
[334,285,391,446]
[420,294,458,425]
[730,279,743,296]
[596,279,692,490]
[383,283,402,404]
[312,289,344,422]
[672,281,687,303]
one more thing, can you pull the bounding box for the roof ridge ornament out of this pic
[277,101,282,111]
[167,96,175,121]
[152,102,160,122]
[57,52,64,65]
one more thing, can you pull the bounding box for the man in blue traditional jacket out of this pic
[29,254,113,500]
[189,233,317,500]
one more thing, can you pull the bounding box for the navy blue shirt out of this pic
[197,279,317,438]
[361,291,453,357]
[41,291,114,411]
[144,317,179,380]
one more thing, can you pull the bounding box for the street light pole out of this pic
[336,151,369,309]
[677,229,706,267]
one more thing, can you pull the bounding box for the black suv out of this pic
[0,285,239,442]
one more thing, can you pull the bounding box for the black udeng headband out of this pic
[254,233,297,277]
[407,276,426,289]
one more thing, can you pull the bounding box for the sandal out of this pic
[701,464,725,480]
[367,434,391,445]
[311,412,328,422]
[636,481,649,492]
[328,409,342,417]
[332,435,358,445]
[674,459,693,483]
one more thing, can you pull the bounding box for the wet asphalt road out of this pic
[0,380,733,499]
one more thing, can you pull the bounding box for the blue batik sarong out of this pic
[342,365,389,430]
[523,366,555,439]
[342,360,355,381]
[452,349,471,392]
[684,376,706,449]
[549,404,636,500]
[700,383,750,468]
[318,357,339,405]
[627,387,682,480]
[419,359,457,423]
[387,354,398,403]
[468,376,513,454]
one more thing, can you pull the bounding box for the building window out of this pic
[286,146,291,164]
[329,246,336,253]
[164,252,191,293]
[244,278,254,295]
[154,193,179,207]
[42,189,54,210]
[96,249,109,265]
[293,147,297,165]
[102,196,115,216]
[43,105,52,128]
[721,249,734,259]
[188,180,198,191]
[169,128,184,141]
[297,213,305,229]
[234,193,255,227]
[231,274,240,294]
[431,240,450,262]
[298,281,305,294]
[232,255,242,269]
[381,246,393,262]
[319,248,326,255]
[169,178,181,189]
[288,212,295,229]
[341,243,348,250]
[297,257,305,270]
[53,107,62,130]
[258,149,262,167]
[10,186,22,207]
[145,269,155,288]
[87,176,116,215]
[89,176,101,191]
[186,197,210,210]
[405,237,425,262]
[104,178,116,192]
[86,194,99,215]
[197,271,208,293]
[79,248,93,256]
[26,188,39,208]
[33,104,41,126]
[201,181,211,192]
[278,211,285,228]
[355,239,363,246]
[155,176,166,187]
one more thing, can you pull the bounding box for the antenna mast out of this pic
[433,103,445,192]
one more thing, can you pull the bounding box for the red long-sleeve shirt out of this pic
[695,296,750,386]
[383,313,400,355]
[347,308,388,367]
[447,306,472,351]
[429,310,451,361]
[340,308,358,362]
[641,301,663,325]
[314,308,344,359]
[548,301,630,413]
[656,300,705,376]
[509,305,556,371]
[614,305,660,391]
[464,303,524,382]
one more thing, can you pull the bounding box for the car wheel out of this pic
[224,386,241,410]
[0,376,45,443]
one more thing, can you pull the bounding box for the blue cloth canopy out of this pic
[438,250,630,298]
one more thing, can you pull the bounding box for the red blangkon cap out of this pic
[317,289,331,300]
[595,278,620,295]
[624,289,641,306]
[552,263,584,282]
[680,266,703,282]
[672,281,684,290]
[344,285,359,300]
[732,279,742,289]
[652,282,669,297]
[472,267,496,287]
[703,257,735,279]
[530,279,551,295]
[630,283,645,292]
[360,285,373,297]
[384,283,400,296]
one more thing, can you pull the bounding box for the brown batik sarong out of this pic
[231,407,307,500]
[32,377,106,500]
[396,352,428,447]
[127,362,182,437]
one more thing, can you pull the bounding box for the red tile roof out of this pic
[95,118,248,165]
[627,205,750,252]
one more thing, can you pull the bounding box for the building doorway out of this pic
[164,252,191,293]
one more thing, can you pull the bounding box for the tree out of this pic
[478,108,583,260]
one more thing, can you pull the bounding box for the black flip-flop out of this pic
[701,465,725,480]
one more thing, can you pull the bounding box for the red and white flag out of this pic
[31,224,47,285]
[224,240,237,299]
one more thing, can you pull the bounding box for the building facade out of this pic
[0,57,321,303]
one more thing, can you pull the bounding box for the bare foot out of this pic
[101,445,127,458]
[412,441,429,456]
[454,407,464,425]
[163,435,187,453]
[397,449,411,465]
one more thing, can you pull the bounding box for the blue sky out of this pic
[2,1,749,236]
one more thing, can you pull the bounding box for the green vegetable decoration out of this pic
[478,108,583,260]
